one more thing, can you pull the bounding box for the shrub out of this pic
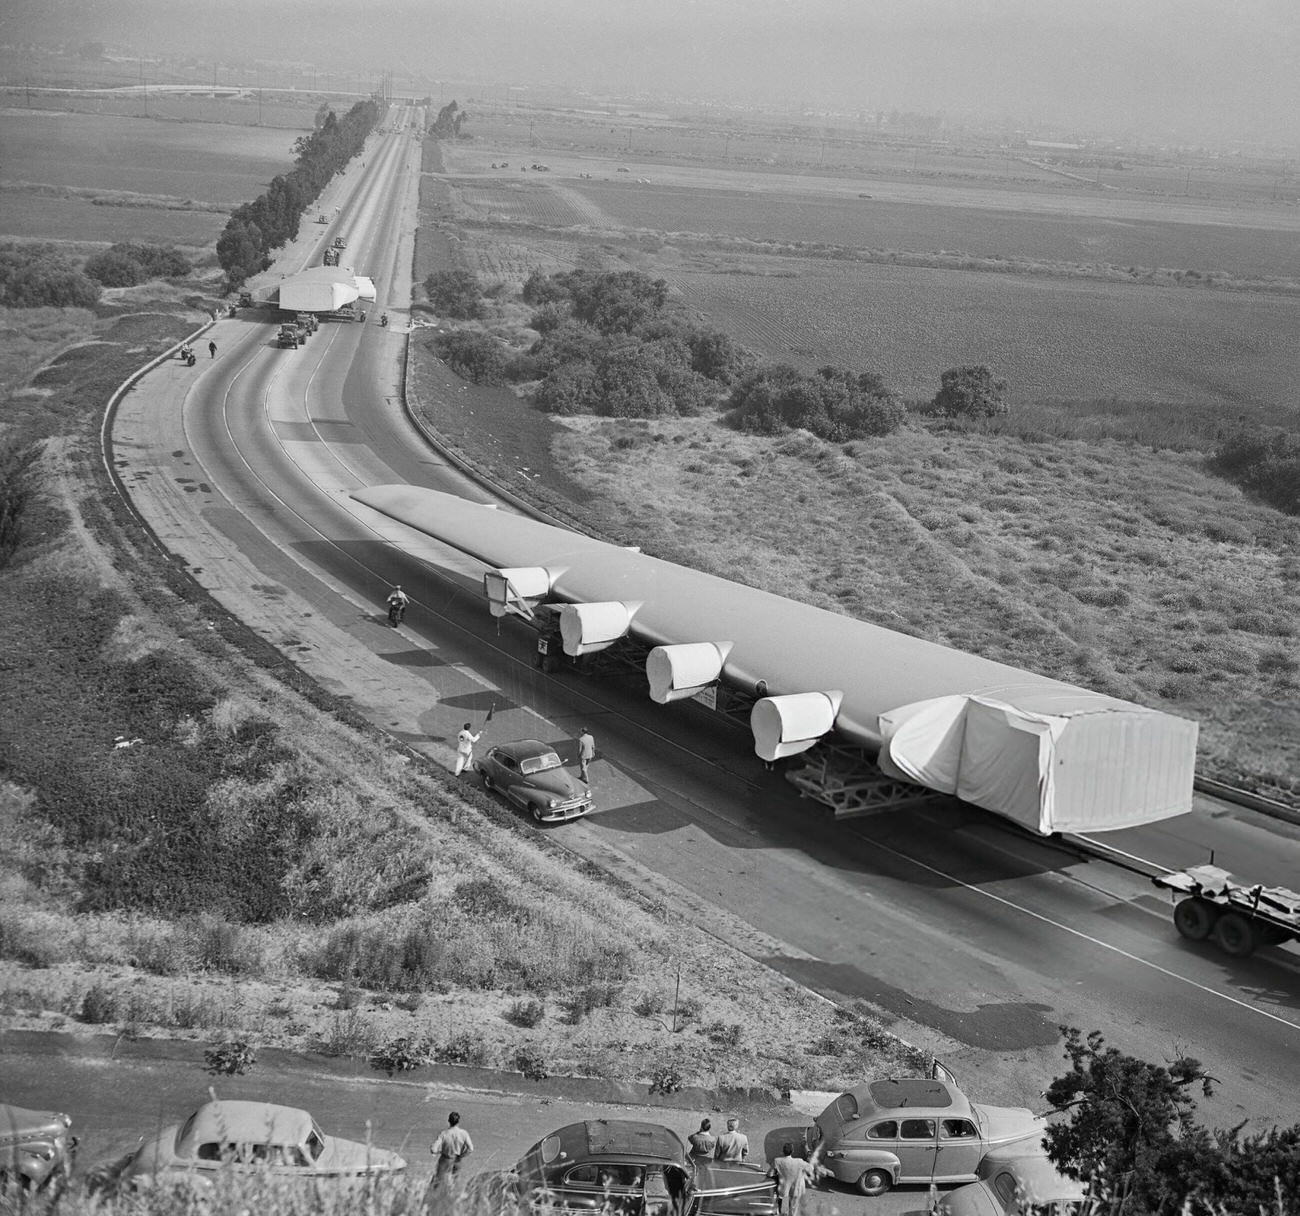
[78,983,119,1024]
[504,998,546,1028]
[648,1062,683,1095]
[316,1008,377,1058]
[1209,428,1300,516]
[633,991,664,1017]
[84,249,145,287]
[0,245,100,308]
[425,269,486,319]
[514,1046,549,1081]
[432,330,507,384]
[727,364,906,442]
[370,1034,432,1074]
[205,1040,257,1075]
[930,365,1009,418]
[435,1030,490,1066]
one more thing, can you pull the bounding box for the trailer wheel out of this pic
[1212,912,1257,957]
[1173,897,1218,941]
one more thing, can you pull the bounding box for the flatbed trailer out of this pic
[1154,864,1300,956]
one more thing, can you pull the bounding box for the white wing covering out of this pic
[879,693,1198,834]
[277,268,375,311]
[351,484,1199,834]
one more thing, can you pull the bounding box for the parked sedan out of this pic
[471,1119,777,1216]
[0,1104,77,1194]
[790,1074,1046,1196]
[478,740,594,822]
[114,1099,405,1189]
[936,1152,1089,1215]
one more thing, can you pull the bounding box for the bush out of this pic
[1209,428,1300,516]
[0,245,100,308]
[85,243,191,287]
[930,365,1009,418]
[432,330,507,384]
[0,443,40,569]
[648,1062,683,1095]
[205,1040,257,1075]
[504,998,546,1028]
[727,364,906,441]
[425,269,487,319]
[514,1046,549,1081]
[370,1034,432,1074]
[435,1030,490,1066]
[78,983,119,1024]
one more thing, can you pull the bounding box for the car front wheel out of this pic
[530,803,545,822]
[856,1169,891,1197]
[481,771,495,792]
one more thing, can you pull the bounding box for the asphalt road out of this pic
[105,111,1300,1133]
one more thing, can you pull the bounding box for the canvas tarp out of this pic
[878,694,1197,835]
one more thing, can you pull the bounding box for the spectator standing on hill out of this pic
[687,1118,716,1158]
[430,1111,474,1187]
[714,1117,748,1161]
[578,727,596,781]
[454,722,481,775]
[769,1144,815,1216]
[208,340,217,358]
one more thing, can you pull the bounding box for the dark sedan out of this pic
[478,740,594,823]
[471,1119,777,1216]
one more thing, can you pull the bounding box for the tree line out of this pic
[424,265,1009,443]
[217,98,382,288]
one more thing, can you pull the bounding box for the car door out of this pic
[894,1118,938,1182]
[559,1162,645,1216]
[933,1118,983,1182]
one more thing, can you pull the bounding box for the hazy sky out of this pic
[5,0,1298,144]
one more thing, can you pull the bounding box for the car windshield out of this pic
[521,752,562,775]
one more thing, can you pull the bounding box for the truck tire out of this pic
[1212,912,1257,957]
[856,1169,891,1197]
[1173,897,1218,941]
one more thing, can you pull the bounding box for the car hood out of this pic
[0,1106,71,1140]
[973,1105,1048,1150]
[520,769,583,797]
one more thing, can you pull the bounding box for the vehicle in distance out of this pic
[113,1099,406,1189]
[277,324,301,348]
[478,740,593,822]
[935,1152,1088,1215]
[798,1077,1045,1196]
[472,1119,777,1216]
[0,1104,77,1194]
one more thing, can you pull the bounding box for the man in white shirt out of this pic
[430,1111,474,1186]
[455,722,481,775]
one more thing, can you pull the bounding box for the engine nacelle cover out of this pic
[751,691,844,762]
[559,601,640,656]
[483,567,555,619]
[646,642,733,704]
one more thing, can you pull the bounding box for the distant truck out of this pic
[323,248,340,267]
[277,324,300,349]
[332,236,347,250]
[1155,864,1300,956]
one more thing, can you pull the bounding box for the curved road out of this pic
[109,110,1300,1132]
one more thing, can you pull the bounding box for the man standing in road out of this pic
[687,1118,716,1159]
[429,1111,473,1188]
[578,727,596,782]
[455,722,481,776]
[208,340,217,358]
[714,1117,748,1161]
[769,1143,815,1216]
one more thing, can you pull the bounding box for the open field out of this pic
[674,258,1300,408]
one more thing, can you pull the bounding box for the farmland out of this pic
[0,101,319,246]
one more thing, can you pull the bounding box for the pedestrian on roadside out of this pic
[454,722,481,776]
[429,1111,474,1188]
[578,727,596,782]
[208,340,217,358]
[714,1116,748,1161]
[769,1143,815,1216]
[687,1118,716,1159]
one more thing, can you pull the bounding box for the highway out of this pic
[108,107,1300,1134]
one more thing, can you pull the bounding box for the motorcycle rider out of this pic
[386,584,410,626]
[380,312,389,327]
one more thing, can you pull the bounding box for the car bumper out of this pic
[535,800,593,822]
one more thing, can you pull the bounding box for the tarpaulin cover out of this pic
[879,694,1197,834]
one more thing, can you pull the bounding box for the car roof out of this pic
[546,1121,687,1164]
[840,1079,970,1118]
[180,1101,315,1147]
[493,739,557,760]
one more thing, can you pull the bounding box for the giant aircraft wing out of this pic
[351,484,1197,835]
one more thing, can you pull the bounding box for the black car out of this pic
[471,1120,777,1216]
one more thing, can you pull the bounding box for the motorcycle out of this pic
[387,599,407,627]
[380,313,389,328]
